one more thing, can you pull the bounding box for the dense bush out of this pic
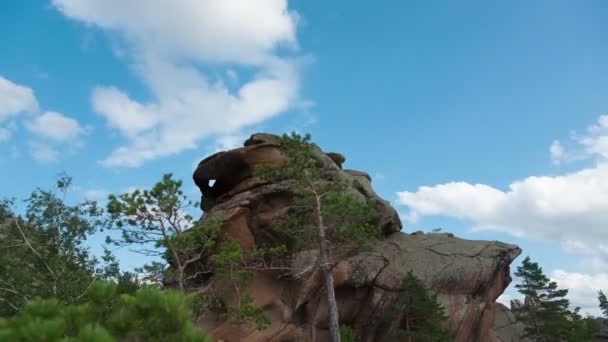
[0,281,210,341]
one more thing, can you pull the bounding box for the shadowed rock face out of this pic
[491,303,531,342]
[191,133,521,342]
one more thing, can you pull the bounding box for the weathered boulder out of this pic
[491,303,528,342]
[191,133,521,341]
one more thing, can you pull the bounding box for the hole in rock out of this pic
[208,179,216,188]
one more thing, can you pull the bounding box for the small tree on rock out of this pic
[256,133,381,342]
[388,271,450,342]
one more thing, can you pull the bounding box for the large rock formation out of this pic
[192,133,521,341]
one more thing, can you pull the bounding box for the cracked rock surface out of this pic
[191,133,522,342]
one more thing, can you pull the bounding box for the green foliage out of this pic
[256,132,381,341]
[255,132,381,253]
[388,271,451,342]
[106,174,220,290]
[599,290,608,319]
[0,280,211,341]
[106,173,197,250]
[0,176,131,317]
[340,324,357,342]
[106,174,269,331]
[564,307,600,341]
[210,239,271,330]
[514,256,596,341]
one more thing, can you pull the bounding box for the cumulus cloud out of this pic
[0,75,39,142]
[551,270,608,316]
[397,163,608,241]
[53,0,303,167]
[0,75,39,122]
[0,75,87,161]
[26,111,87,142]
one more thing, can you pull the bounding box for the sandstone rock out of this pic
[243,133,281,147]
[190,133,521,342]
[326,152,345,168]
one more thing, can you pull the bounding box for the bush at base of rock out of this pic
[0,281,211,341]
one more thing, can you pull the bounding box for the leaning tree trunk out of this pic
[315,192,341,342]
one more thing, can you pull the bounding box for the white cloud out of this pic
[212,132,249,153]
[579,115,608,159]
[28,141,59,163]
[397,163,608,241]
[553,114,608,162]
[26,111,87,142]
[399,210,420,224]
[496,293,513,307]
[585,256,608,274]
[0,75,86,162]
[53,0,302,167]
[0,75,39,122]
[561,240,593,255]
[551,270,608,316]
[550,140,564,165]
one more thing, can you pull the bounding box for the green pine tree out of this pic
[0,280,211,341]
[514,256,575,341]
[599,290,608,319]
[388,271,451,342]
[564,307,600,341]
[255,133,381,342]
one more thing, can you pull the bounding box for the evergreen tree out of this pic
[599,290,608,319]
[388,271,450,342]
[514,256,573,341]
[256,133,380,342]
[0,280,210,341]
[564,307,600,341]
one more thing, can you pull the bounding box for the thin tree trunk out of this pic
[314,190,341,342]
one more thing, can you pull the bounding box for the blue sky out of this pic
[2,0,608,314]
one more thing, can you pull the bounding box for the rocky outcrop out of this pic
[491,303,528,342]
[192,133,522,341]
